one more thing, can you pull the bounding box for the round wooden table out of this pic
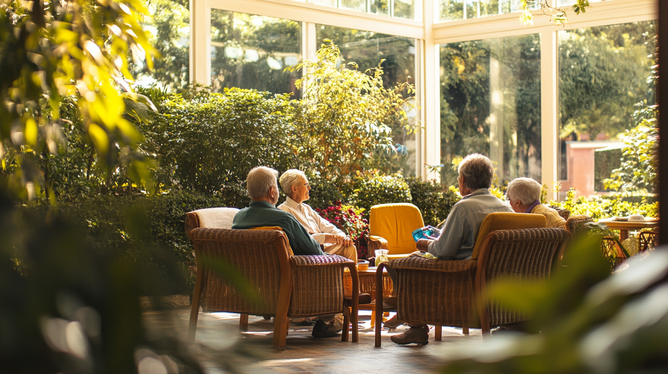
[598,218,659,241]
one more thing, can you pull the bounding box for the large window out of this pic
[558,21,657,194]
[311,0,415,20]
[210,11,302,96]
[317,25,418,175]
[439,34,541,186]
[439,0,538,22]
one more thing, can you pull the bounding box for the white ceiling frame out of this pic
[433,0,657,45]
[206,0,425,39]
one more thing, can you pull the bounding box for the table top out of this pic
[598,217,659,230]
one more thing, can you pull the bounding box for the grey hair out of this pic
[458,153,494,190]
[246,166,279,200]
[279,169,307,198]
[506,177,541,205]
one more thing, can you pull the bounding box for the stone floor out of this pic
[143,309,483,373]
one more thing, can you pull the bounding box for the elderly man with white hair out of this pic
[232,166,346,338]
[505,177,566,229]
[232,166,324,255]
[278,169,357,262]
[388,153,514,344]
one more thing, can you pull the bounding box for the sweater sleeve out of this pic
[427,205,468,259]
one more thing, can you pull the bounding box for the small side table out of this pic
[598,218,659,242]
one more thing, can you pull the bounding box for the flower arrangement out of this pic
[316,201,370,258]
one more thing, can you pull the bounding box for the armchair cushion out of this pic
[369,203,425,255]
[185,207,239,239]
[471,212,547,259]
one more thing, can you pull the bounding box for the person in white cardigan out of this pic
[278,169,358,262]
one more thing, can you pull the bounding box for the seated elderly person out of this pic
[232,166,346,337]
[232,166,324,255]
[388,153,513,345]
[506,177,566,229]
[278,169,357,262]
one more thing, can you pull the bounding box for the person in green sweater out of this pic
[232,166,343,338]
[232,166,324,255]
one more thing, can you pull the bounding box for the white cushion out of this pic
[193,207,239,229]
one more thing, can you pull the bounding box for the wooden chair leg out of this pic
[239,314,249,331]
[370,310,376,328]
[463,326,469,335]
[435,325,442,341]
[188,301,200,341]
[375,263,386,348]
[342,305,350,342]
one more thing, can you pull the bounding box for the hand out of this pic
[416,239,432,252]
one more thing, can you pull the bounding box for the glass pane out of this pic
[480,0,500,17]
[313,0,337,6]
[341,0,366,12]
[440,0,537,22]
[317,25,418,176]
[133,0,190,90]
[210,11,302,96]
[440,0,464,21]
[558,0,604,5]
[558,21,657,196]
[394,0,415,19]
[370,0,389,16]
[466,0,479,19]
[439,35,541,187]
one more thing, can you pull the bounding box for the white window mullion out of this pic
[540,29,559,200]
[190,0,211,85]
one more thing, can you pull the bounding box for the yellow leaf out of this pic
[25,117,38,146]
[88,123,109,155]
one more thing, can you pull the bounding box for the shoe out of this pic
[311,319,339,338]
[291,317,316,326]
[390,325,429,345]
[383,296,397,308]
[383,315,404,329]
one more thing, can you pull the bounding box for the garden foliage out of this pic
[140,87,299,201]
[289,41,416,185]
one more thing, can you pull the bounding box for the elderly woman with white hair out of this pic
[506,177,566,229]
[278,169,358,262]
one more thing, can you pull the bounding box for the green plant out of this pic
[440,237,668,374]
[316,202,369,258]
[140,87,299,196]
[406,177,460,226]
[346,171,412,218]
[552,188,658,221]
[288,41,416,185]
[603,110,658,193]
[0,0,158,199]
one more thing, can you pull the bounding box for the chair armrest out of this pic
[290,254,353,267]
[389,256,477,273]
[368,235,388,252]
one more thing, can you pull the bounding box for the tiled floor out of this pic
[143,309,483,373]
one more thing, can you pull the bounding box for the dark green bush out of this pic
[141,87,300,197]
[19,191,236,295]
[347,172,412,217]
[406,177,460,226]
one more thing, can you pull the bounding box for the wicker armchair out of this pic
[185,209,359,350]
[375,227,570,346]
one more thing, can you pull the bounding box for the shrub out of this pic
[302,171,345,211]
[406,177,460,226]
[20,191,235,295]
[346,171,412,217]
[289,41,415,185]
[552,188,658,221]
[141,87,300,197]
[316,202,369,258]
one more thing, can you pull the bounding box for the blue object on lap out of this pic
[412,226,436,242]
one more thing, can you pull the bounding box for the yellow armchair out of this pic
[368,203,425,257]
